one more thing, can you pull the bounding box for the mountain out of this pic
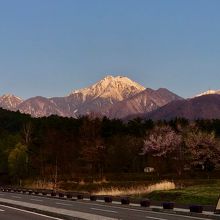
[70,75,145,100]
[196,89,220,97]
[0,75,182,118]
[7,75,146,118]
[66,75,146,116]
[17,96,65,117]
[145,94,220,120]
[108,88,183,119]
[0,94,23,110]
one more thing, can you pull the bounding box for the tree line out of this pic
[0,108,220,184]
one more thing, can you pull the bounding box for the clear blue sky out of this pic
[0,0,220,99]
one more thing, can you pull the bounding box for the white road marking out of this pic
[1,193,213,220]
[40,197,60,200]
[146,211,213,220]
[146,217,167,220]
[56,202,72,206]
[91,208,118,213]
[30,198,43,202]
[11,196,22,199]
[73,201,213,220]
[0,209,5,212]
[0,205,63,219]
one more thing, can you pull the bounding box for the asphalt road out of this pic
[0,191,218,220]
[0,204,62,220]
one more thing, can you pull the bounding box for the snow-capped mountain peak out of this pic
[2,93,22,100]
[71,75,145,101]
[196,89,220,97]
[0,76,182,119]
[0,94,23,109]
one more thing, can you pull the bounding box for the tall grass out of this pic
[147,180,220,205]
[24,180,54,190]
[94,180,175,196]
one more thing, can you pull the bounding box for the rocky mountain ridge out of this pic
[144,94,220,120]
[196,89,220,97]
[0,75,182,118]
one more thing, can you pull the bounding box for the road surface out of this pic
[0,191,218,220]
[0,204,62,220]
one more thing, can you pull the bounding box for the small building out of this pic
[144,167,155,173]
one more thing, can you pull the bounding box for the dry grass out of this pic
[24,180,54,190]
[94,180,175,196]
[78,179,85,185]
[147,180,220,205]
[92,177,108,184]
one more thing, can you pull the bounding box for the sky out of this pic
[0,0,220,99]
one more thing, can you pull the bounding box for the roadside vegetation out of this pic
[146,179,220,205]
[0,108,220,206]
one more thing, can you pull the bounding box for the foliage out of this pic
[184,126,220,169]
[142,123,220,175]
[0,108,220,184]
[142,125,182,157]
[146,180,220,205]
[8,143,28,181]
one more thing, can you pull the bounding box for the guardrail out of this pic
[0,186,215,214]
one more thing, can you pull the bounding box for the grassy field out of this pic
[25,177,220,206]
[61,179,220,205]
[144,180,220,205]
[59,180,175,194]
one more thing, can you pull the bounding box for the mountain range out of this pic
[1,76,220,120]
[145,94,220,120]
[0,75,182,118]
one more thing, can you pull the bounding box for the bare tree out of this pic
[22,122,33,146]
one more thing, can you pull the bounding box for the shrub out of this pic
[140,199,150,207]
[163,202,174,209]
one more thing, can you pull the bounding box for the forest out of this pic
[0,108,220,186]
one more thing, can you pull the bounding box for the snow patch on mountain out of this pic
[0,75,182,118]
[196,89,220,97]
[70,75,145,102]
[0,94,23,109]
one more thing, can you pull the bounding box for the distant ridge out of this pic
[0,75,181,118]
[196,89,220,97]
[0,94,23,109]
[145,94,220,120]
[108,88,182,119]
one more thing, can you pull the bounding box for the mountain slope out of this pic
[64,75,146,116]
[0,75,184,119]
[0,94,23,110]
[70,75,145,100]
[108,88,183,118]
[17,96,65,117]
[13,75,146,117]
[145,94,220,120]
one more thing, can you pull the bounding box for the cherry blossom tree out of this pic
[142,125,182,157]
[184,128,220,170]
[142,125,183,174]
